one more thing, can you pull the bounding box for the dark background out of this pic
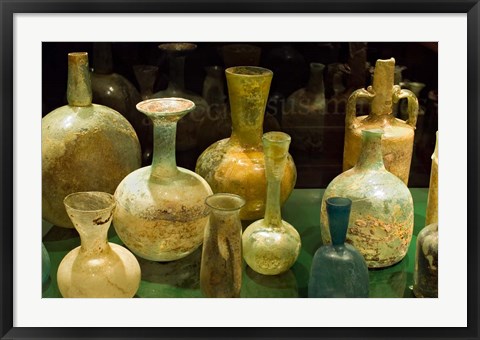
[42,42,438,188]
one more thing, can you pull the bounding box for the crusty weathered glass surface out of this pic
[196,66,296,220]
[42,52,141,228]
[113,98,213,262]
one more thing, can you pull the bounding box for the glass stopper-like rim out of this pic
[205,193,246,212]
[225,66,273,77]
[262,131,291,144]
[63,191,115,213]
[136,97,196,116]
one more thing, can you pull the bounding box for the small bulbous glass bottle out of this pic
[42,52,141,228]
[196,66,297,221]
[200,193,245,298]
[242,132,301,275]
[309,197,369,298]
[113,98,213,262]
[57,192,141,298]
[321,129,414,268]
[413,223,438,298]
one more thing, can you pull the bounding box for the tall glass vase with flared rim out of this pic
[200,193,245,298]
[195,66,297,221]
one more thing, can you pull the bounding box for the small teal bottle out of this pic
[308,197,369,298]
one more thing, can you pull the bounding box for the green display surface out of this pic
[42,188,428,298]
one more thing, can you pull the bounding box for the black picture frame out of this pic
[1,1,479,339]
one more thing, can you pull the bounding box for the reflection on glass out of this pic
[241,266,298,298]
[136,247,202,298]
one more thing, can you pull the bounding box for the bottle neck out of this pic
[167,55,185,92]
[92,42,114,74]
[79,227,110,253]
[264,179,282,227]
[150,118,179,180]
[355,131,385,171]
[209,209,242,235]
[67,53,92,107]
[306,66,325,94]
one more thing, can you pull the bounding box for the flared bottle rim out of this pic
[63,191,115,213]
[158,42,197,53]
[205,193,246,212]
[225,66,273,77]
[136,97,196,117]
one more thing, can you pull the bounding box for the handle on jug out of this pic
[345,86,376,127]
[393,85,419,128]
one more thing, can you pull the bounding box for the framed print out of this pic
[1,0,479,339]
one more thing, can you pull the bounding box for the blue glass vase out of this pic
[308,197,369,298]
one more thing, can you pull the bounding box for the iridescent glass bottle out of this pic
[196,66,296,221]
[200,193,245,298]
[242,132,301,275]
[113,98,213,262]
[57,192,141,298]
[343,58,419,184]
[321,129,414,268]
[309,197,369,298]
[42,52,141,228]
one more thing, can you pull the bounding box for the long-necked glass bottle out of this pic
[242,131,301,275]
[113,98,213,262]
[321,129,414,268]
[309,197,369,298]
[200,193,245,298]
[196,66,297,221]
[42,52,141,228]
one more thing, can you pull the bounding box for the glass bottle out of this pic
[413,223,438,298]
[42,52,141,228]
[343,58,419,184]
[309,197,369,298]
[57,192,141,298]
[152,43,209,152]
[132,64,159,165]
[197,66,231,152]
[283,62,326,156]
[90,42,147,150]
[242,131,301,275]
[113,98,213,262]
[200,193,245,298]
[196,66,297,221]
[321,129,414,268]
[425,131,438,226]
[133,64,159,100]
[42,243,51,285]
